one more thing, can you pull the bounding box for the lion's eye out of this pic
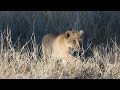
[73,40,76,43]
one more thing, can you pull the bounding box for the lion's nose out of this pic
[76,46,80,51]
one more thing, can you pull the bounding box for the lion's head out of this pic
[64,30,83,52]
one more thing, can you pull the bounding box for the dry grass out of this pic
[0,28,120,79]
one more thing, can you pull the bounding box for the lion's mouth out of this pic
[69,47,80,52]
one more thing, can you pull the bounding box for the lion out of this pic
[42,30,83,64]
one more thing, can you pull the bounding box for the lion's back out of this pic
[42,33,57,46]
[42,33,58,58]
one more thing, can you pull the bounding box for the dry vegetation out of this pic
[0,28,120,79]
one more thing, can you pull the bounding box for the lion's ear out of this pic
[79,30,83,35]
[65,31,71,39]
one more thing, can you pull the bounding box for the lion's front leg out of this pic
[62,54,78,65]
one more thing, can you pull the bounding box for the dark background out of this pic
[0,11,120,46]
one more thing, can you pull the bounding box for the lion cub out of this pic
[42,30,83,64]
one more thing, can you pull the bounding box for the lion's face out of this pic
[64,30,83,52]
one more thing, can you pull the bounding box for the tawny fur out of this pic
[42,30,83,63]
